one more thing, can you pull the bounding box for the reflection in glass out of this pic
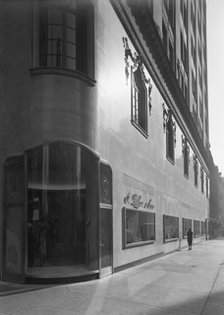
[123,208,155,247]
[27,143,98,277]
[182,218,192,238]
[164,215,179,241]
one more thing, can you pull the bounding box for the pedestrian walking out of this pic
[187,228,193,250]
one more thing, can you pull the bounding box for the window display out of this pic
[123,208,155,248]
[26,142,99,276]
[164,215,179,241]
[182,218,192,238]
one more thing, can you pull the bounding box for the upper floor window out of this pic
[131,67,148,135]
[206,176,209,198]
[35,1,94,77]
[201,167,204,193]
[193,154,198,187]
[163,105,176,164]
[182,136,190,178]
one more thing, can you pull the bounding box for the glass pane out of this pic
[48,25,53,39]
[66,12,76,29]
[52,25,62,40]
[125,209,155,245]
[66,42,76,58]
[49,143,82,188]
[28,189,85,267]
[164,215,179,240]
[183,218,192,237]
[27,147,43,189]
[67,57,76,70]
[27,144,99,276]
[47,40,53,54]
[6,207,23,274]
[66,28,76,44]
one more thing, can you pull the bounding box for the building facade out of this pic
[0,0,211,283]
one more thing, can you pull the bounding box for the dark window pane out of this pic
[123,208,155,247]
[66,42,76,58]
[66,12,76,29]
[67,28,76,44]
[164,215,179,241]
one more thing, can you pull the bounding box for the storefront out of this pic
[2,141,113,283]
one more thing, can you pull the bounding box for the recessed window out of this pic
[131,67,148,135]
[201,221,205,235]
[163,105,176,164]
[201,167,204,193]
[193,155,198,187]
[206,176,209,198]
[163,215,179,242]
[122,208,155,248]
[194,220,200,237]
[166,114,175,163]
[36,1,94,77]
[182,218,192,238]
[182,136,190,178]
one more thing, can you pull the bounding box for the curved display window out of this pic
[26,142,99,279]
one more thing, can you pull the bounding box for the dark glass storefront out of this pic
[3,142,112,282]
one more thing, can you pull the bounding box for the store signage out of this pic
[124,192,154,210]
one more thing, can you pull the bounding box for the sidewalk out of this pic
[0,240,224,315]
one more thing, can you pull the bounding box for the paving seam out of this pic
[200,260,224,314]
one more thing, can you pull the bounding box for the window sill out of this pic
[131,120,148,139]
[166,155,175,165]
[123,240,154,250]
[30,67,96,86]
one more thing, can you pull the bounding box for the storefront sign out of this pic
[123,192,154,210]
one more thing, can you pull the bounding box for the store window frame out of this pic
[163,214,179,243]
[194,220,200,237]
[201,167,204,194]
[122,207,155,249]
[182,218,192,238]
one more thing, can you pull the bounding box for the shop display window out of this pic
[201,221,205,235]
[182,218,192,238]
[122,208,155,248]
[163,214,179,242]
[194,220,200,237]
[26,142,99,276]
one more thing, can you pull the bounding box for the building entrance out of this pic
[2,142,108,282]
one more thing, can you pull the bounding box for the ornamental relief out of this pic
[122,37,153,115]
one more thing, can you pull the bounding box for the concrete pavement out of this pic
[0,240,224,314]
